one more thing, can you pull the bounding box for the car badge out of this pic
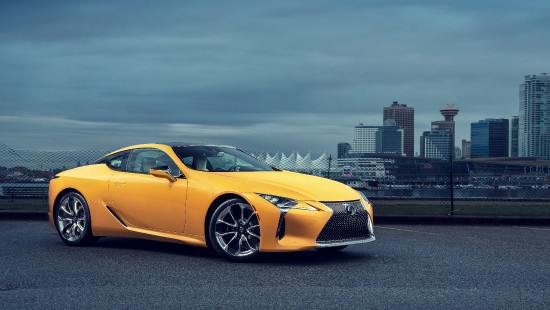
[344,203,356,215]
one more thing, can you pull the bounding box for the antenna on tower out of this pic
[448,91,458,104]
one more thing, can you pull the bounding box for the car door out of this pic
[108,148,188,234]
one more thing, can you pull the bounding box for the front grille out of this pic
[317,200,372,244]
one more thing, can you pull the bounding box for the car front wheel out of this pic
[209,198,261,262]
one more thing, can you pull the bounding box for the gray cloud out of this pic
[1,0,549,155]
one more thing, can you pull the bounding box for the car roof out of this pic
[160,142,208,147]
[160,142,236,148]
[100,142,237,160]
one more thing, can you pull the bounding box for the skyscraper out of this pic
[470,118,509,158]
[376,119,404,155]
[519,73,550,160]
[426,103,459,160]
[461,139,471,159]
[431,103,459,149]
[350,122,403,155]
[383,101,414,157]
[337,142,351,158]
[455,147,462,159]
[420,129,453,160]
[350,124,379,154]
[510,116,519,157]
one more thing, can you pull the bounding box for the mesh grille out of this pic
[317,200,372,244]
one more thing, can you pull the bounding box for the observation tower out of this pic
[440,103,459,122]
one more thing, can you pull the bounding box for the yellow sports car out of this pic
[48,143,375,262]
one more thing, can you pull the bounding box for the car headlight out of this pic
[257,194,317,212]
[357,190,371,204]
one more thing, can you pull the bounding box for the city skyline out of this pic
[1,1,548,155]
[340,98,532,160]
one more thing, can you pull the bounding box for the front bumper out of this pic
[245,194,375,252]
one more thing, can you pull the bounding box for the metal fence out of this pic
[1,142,550,218]
[332,154,550,217]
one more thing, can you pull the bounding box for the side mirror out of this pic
[149,166,177,182]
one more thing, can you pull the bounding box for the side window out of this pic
[208,155,234,171]
[99,151,130,171]
[180,156,193,167]
[126,149,181,177]
[207,152,257,172]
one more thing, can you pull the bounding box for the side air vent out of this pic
[106,206,127,227]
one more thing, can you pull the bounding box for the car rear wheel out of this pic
[55,192,97,246]
[209,198,261,262]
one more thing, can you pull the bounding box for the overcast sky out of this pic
[1,0,548,155]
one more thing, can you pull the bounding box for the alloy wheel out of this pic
[55,192,96,245]
[211,200,261,260]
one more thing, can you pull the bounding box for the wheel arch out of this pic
[53,188,85,213]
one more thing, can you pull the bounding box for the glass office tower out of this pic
[519,73,550,160]
[471,118,509,158]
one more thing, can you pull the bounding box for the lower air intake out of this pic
[317,200,372,245]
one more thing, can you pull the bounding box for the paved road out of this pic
[1,221,549,309]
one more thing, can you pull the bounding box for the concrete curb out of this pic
[2,210,550,225]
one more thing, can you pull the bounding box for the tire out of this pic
[208,198,261,262]
[316,245,348,253]
[54,192,97,246]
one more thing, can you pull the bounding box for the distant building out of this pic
[461,139,471,159]
[350,122,403,155]
[431,103,459,151]
[519,73,550,160]
[421,103,459,160]
[336,154,392,180]
[383,101,414,157]
[455,147,462,159]
[351,124,379,154]
[376,119,404,155]
[471,118,509,158]
[510,116,519,157]
[420,129,453,160]
[337,142,351,158]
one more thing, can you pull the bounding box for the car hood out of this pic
[208,171,359,202]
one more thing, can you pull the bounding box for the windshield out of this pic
[172,146,274,172]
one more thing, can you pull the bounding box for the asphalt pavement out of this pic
[1,220,549,309]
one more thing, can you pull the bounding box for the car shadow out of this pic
[94,237,216,259]
[255,249,374,265]
[92,237,374,265]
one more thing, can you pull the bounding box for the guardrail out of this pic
[2,186,48,202]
